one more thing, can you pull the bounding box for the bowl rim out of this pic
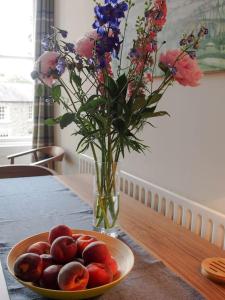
[7,229,135,294]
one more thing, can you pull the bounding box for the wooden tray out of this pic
[201,257,225,283]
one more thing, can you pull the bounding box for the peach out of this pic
[50,236,77,264]
[72,233,84,241]
[87,263,113,288]
[40,265,62,290]
[105,256,119,277]
[27,241,50,255]
[74,258,85,265]
[40,254,54,270]
[83,241,111,265]
[14,253,43,282]
[58,262,89,291]
[48,224,73,244]
[76,235,97,257]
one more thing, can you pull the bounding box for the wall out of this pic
[54,0,225,212]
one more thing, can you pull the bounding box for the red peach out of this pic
[58,262,89,291]
[40,254,54,270]
[83,241,111,265]
[74,258,85,265]
[50,236,77,264]
[14,253,43,282]
[27,241,50,255]
[87,263,113,288]
[76,235,97,256]
[72,233,84,241]
[48,224,73,244]
[40,265,62,290]
[105,256,119,277]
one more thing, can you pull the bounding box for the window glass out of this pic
[0,0,34,144]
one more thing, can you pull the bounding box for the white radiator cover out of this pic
[79,154,225,250]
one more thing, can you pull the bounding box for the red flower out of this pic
[146,0,167,30]
[160,49,203,87]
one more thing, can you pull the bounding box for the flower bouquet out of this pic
[32,0,207,236]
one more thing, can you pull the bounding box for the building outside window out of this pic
[0,0,34,146]
[28,104,33,120]
[0,106,7,121]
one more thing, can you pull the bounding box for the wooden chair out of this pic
[7,146,65,170]
[0,165,55,179]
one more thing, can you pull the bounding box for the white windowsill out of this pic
[0,136,32,147]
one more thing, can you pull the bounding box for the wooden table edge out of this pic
[56,174,225,300]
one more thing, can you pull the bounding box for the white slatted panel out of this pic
[79,154,225,249]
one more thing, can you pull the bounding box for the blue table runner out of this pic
[0,176,204,300]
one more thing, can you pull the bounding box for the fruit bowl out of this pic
[7,229,134,300]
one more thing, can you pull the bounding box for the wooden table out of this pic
[58,174,225,300]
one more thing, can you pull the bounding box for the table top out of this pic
[57,174,225,300]
[0,176,206,300]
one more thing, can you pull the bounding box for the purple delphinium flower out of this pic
[56,57,66,76]
[59,29,68,38]
[65,43,75,53]
[92,0,128,68]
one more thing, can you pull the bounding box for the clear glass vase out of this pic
[93,161,120,237]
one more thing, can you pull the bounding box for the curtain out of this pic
[32,0,54,148]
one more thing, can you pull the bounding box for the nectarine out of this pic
[83,241,111,265]
[50,236,77,264]
[48,224,73,244]
[14,253,43,282]
[40,265,62,290]
[76,235,97,257]
[58,262,89,291]
[87,263,113,288]
[27,241,50,255]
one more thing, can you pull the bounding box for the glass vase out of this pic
[93,161,120,238]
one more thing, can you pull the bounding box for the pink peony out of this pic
[35,51,59,87]
[76,30,98,59]
[160,49,203,87]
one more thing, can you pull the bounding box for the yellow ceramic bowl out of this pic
[7,229,134,299]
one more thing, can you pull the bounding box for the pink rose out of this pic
[35,51,59,87]
[76,30,98,59]
[160,49,203,87]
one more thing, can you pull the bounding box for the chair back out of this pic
[38,146,64,162]
[0,165,55,179]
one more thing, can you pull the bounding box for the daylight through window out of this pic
[0,0,34,144]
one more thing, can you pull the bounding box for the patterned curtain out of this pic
[32,0,54,148]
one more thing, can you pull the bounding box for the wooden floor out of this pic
[57,174,225,300]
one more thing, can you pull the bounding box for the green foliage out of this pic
[51,85,61,102]
[36,84,45,97]
[59,113,75,129]
[71,72,82,86]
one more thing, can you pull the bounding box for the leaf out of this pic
[158,62,169,73]
[71,73,82,86]
[150,111,170,118]
[112,117,126,133]
[36,84,44,97]
[60,113,75,129]
[142,107,170,119]
[45,118,60,126]
[78,97,107,114]
[117,73,127,87]
[132,96,146,111]
[147,93,163,106]
[51,85,61,102]
[105,75,118,98]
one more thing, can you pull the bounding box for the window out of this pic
[0,0,34,144]
[0,131,8,137]
[28,104,33,120]
[0,106,6,120]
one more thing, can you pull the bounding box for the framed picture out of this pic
[124,0,225,73]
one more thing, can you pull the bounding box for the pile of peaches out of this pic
[13,225,119,291]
